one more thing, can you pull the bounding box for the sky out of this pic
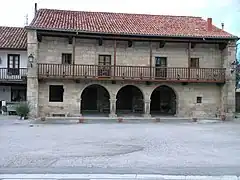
[0,0,240,58]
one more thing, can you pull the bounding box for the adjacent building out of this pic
[0,26,27,114]
[25,8,238,119]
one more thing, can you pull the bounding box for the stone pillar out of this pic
[221,41,236,120]
[27,30,39,118]
[144,99,151,117]
[109,98,117,117]
[78,98,82,117]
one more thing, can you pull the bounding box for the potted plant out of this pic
[15,102,30,120]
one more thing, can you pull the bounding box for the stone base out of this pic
[109,113,117,118]
[143,113,151,118]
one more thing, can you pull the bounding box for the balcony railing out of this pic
[38,63,226,83]
[0,68,27,82]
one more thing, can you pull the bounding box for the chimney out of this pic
[34,3,37,16]
[207,18,212,31]
[221,22,224,30]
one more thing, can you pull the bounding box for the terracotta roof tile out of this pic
[0,26,27,49]
[28,9,238,39]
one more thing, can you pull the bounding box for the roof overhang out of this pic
[0,48,27,51]
[26,26,239,43]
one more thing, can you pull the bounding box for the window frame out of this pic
[7,54,20,75]
[190,58,200,68]
[49,85,64,102]
[62,53,72,64]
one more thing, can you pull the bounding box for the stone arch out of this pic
[150,85,177,116]
[80,84,111,115]
[116,85,144,115]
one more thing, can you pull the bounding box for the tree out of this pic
[236,61,240,88]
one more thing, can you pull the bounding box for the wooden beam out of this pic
[191,43,196,49]
[72,37,76,76]
[188,42,191,80]
[68,36,73,44]
[219,43,227,50]
[114,40,117,78]
[149,42,153,79]
[159,41,165,48]
[128,40,132,47]
[98,38,103,46]
[37,34,42,42]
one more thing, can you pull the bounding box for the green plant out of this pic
[15,102,30,119]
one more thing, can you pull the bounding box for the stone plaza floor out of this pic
[1,119,240,175]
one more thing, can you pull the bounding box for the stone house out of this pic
[0,26,27,114]
[26,7,238,119]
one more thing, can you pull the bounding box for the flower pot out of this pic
[192,117,197,122]
[118,118,123,123]
[221,114,226,121]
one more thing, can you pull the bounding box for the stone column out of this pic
[27,30,39,118]
[78,98,82,117]
[144,99,151,117]
[109,98,117,117]
[221,41,236,120]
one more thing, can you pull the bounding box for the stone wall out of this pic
[38,37,222,68]
[38,80,221,118]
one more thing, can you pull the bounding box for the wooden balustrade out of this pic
[38,63,226,83]
[0,68,27,82]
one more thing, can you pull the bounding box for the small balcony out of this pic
[38,63,226,83]
[0,68,27,83]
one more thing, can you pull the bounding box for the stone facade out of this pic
[27,30,237,119]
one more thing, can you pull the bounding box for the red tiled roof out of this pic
[27,9,237,39]
[0,26,27,49]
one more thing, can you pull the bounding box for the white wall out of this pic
[0,50,27,68]
[0,86,11,102]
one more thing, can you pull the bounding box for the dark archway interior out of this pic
[116,85,144,115]
[150,85,176,116]
[81,85,110,115]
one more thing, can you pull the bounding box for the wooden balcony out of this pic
[38,63,226,83]
[0,68,27,84]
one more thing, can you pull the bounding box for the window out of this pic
[98,55,111,76]
[196,96,202,103]
[62,53,72,64]
[155,57,167,67]
[11,86,26,102]
[98,55,111,65]
[190,58,199,68]
[49,85,64,102]
[7,54,20,75]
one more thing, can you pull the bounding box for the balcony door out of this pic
[98,55,111,77]
[7,54,20,75]
[155,57,167,79]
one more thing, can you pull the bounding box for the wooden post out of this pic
[188,42,191,80]
[149,42,153,79]
[72,37,76,77]
[113,40,117,78]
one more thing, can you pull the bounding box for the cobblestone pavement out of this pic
[1,120,240,175]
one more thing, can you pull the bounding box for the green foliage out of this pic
[236,73,240,87]
[15,102,30,119]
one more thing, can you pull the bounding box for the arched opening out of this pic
[116,85,144,116]
[150,85,177,116]
[81,84,110,116]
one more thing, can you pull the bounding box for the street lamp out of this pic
[28,54,34,68]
